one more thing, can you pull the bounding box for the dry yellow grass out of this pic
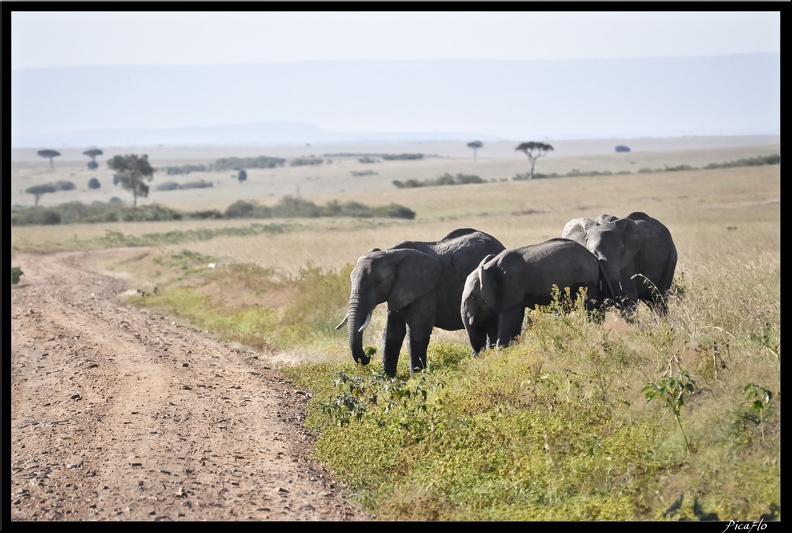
[11,137,779,280]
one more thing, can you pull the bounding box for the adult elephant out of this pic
[336,228,505,377]
[460,238,603,355]
[562,211,677,318]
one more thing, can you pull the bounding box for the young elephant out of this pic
[337,228,505,377]
[460,238,602,354]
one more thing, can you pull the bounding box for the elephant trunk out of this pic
[347,291,372,365]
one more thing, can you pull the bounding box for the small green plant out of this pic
[642,370,697,455]
[743,383,773,442]
[11,266,23,284]
[321,370,377,427]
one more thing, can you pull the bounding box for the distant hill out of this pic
[11,54,780,148]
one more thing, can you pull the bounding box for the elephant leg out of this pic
[496,307,525,348]
[406,323,432,373]
[382,311,407,377]
[408,336,430,373]
[485,319,499,350]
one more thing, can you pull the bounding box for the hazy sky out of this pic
[11,10,781,69]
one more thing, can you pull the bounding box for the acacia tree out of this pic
[467,140,483,162]
[515,141,554,180]
[37,149,61,169]
[83,148,103,170]
[26,183,57,206]
[107,154,155,207]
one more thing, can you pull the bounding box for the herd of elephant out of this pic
[335,212,678,378]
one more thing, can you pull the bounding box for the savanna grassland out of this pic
[10,137,780,521]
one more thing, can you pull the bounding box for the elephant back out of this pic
[631,215,677,295]
[391,229,505,258]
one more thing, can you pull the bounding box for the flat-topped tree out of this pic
[467,140,483,162]
[25,183,57,206]
[515,141,554,180]
[37,149,61,169]
[83,148,103,170]
[107,154,155,207]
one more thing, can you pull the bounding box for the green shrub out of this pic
[11,266,23,284]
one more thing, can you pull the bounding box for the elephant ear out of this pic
[616,217,641,264]
[387,249,442,311]
[479,262,499,308]
[596,213,619,225]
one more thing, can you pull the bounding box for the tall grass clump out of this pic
[129,249,354,356]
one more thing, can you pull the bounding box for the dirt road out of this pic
[9,249,374,521]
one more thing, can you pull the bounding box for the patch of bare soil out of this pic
[9,249,374,521]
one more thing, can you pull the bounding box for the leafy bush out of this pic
[11,197,417,226]
[381,153,424,160]
[10,207,61,225]
[272,196,322,218]
[224,200,270,219]
[665,164,695,172]
[155,180,213,192]
[371,203,416,219]
[155,181,181,191]
[703,154,780,169]
[182,180,213,189]
[11,266,23,285]
[164,164,208,175]
[290,158,324,166]
[393,173,484,189]
[513,172,558,180]
[88,177,101,190]
[212,156,286,171]
[54,180,76,191]
[191,209,224,220]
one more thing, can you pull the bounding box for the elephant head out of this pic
[583,217,642,316]
[336,248,441,366]
[561,217,596,247]
[461,251,529,352]
[460,254,499,354]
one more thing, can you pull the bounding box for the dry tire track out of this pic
[10,250,373,521]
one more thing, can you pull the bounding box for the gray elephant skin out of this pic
[461,237,603,355]
[562,211,678,318]
[337,228,506,377]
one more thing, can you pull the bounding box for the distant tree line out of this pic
[703,154,780,169]
[324,152,435,159]
[391,154,780,189]
[381,153,424,161]
[211,156,287,171]
[10,197,416,226]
